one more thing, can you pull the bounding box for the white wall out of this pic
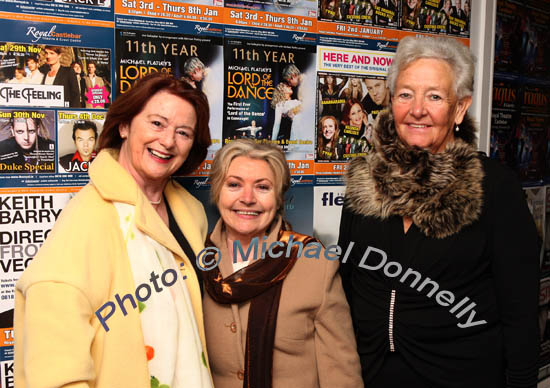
[469,0,496,154]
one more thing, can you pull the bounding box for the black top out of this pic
[166,200,203,295]
[338,156,540,388]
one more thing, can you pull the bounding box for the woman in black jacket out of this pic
[339,36,540,388]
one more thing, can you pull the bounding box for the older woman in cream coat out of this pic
[203,139,362,388]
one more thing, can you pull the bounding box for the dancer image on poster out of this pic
[25,55,43,84]
[0,114,54,173]
[85,62,106,108]
[319,74,347,118]
[271,64,304,144]
[42,46,80,108]
[271,82,302,145]
[317,115,339,160]
[181,57,207,90]
[59,120,98,173]
[361,77,390,119]
[235,120,263,138]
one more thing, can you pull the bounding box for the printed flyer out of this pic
[0,109,56,176]
[222,37,316,172]
[56,110,105,174]
[0,188,75,373]
[0,43,111,109]
[315,45,393,183]
[115,28,224,155]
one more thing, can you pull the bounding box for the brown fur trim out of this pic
[345,109,483,239]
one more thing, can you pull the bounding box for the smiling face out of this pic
[322,118,337,140]
[407,0,417,8]
[118,90,196,191]
[349,103,364,127]
[218,156,277,243]
[74,128,96,161]
[73,63,82,74]
[44,49,60,66]
[392,58,471,153]
[12,118,37,150]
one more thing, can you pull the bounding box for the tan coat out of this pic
[203,219,363,388]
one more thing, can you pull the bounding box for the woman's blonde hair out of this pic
[209,139,290,215]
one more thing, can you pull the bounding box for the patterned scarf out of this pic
[114,202,213,388]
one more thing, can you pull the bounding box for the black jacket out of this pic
[338,110,540,387]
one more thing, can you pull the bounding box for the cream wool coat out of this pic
[14,149,211,388]
[203,219,363,388]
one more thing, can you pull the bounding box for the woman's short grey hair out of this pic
[209,139,290,215]
[387,36,475,100]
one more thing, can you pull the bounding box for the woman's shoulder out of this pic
[284,229,338,277]
[18,184,117,290]
[479,153,523,193]
[166,179,206,214]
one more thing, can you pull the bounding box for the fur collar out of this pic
[345,109,484,239]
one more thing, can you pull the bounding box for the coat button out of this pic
[237,370,244,380]
[229,322,237,333]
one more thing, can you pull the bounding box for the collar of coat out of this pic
[345,109,484,239]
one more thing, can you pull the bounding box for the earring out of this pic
[455,124,460,132]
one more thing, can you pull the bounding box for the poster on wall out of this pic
[57,110,105,174]
[518,84,550,184]
[114,0,224,31]
[410,0,470,36]
[315,45,393,184]
[222,37,316,175]
[494,0,523,74]
[319,0,375,25]
[225,0,317,18]
[0,0,114,21]
[490,75,520,170]
[0,110,56,177]
[313,185,345,246]
[0,188,75,370]
[115,28,224,158]
[0,43,111,110]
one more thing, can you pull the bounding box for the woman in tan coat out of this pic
[203,139,362,388]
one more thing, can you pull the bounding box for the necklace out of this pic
[150,198,162,205]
